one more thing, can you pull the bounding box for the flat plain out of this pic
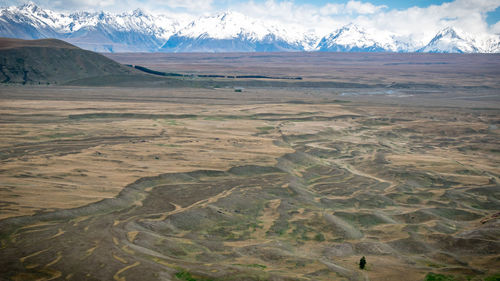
[0,53,499,281]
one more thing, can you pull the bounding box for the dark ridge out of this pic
[0,37,78,50]
[0,37,134,85]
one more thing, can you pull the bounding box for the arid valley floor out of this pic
[0,53,499,281]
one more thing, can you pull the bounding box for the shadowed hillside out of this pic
[0,38,134,85]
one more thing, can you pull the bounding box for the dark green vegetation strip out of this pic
[129,64,302,80]
[131,65,186,77]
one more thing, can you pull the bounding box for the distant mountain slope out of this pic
[316,24,410,52]
[0,37,133,84]
[418,27,481,53]
[1,3,499,53]
[159,11,307,52]
[0,3,178,52]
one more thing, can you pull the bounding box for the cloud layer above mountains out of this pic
[1,0,499,43]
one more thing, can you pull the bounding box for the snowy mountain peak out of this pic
[316,24,405,52]
[132,8,145,17]
[176,10,273,40]
[337,23,363,33]
[15,2,49,18]
[217,10,244,21]
[433,27,463,41]
[419,27,480,53]
[19,2,39,12]
[332,24,370,41]
[160,9,311,52]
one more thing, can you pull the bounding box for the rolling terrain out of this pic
[0,85,499,281]
[0,52,499,281]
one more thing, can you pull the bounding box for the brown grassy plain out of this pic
[0,53,499,281]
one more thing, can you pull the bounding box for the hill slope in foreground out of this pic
[0,38,134,84]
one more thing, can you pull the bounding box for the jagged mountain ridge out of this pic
[417,27,497,53]
[316,24,412,52]
[1,3,499,53]
[0,3,179,52]
[159,11,311,52]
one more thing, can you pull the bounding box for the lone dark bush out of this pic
[359,256,366,269]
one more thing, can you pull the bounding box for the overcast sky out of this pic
[2,0,500,42]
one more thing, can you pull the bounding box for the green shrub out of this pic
[175,271,214,281]
[423,272,456,281]
[314,233,325,242]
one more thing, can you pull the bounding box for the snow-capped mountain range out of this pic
[1,3,499,53]
[316,24,413,52]
[160,11,316,52]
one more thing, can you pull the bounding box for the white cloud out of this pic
[320,1,386,15]
[3,0,500,40]
[13,0,214,14]
[320,3,343,15]
[146,0,213,12]
[38,0,118,11]
[233,0,500,43]
[345,0,386,14]
[492,21,500,34]
[358,0,500,44]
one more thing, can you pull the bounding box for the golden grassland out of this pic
[0,86,499,281]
